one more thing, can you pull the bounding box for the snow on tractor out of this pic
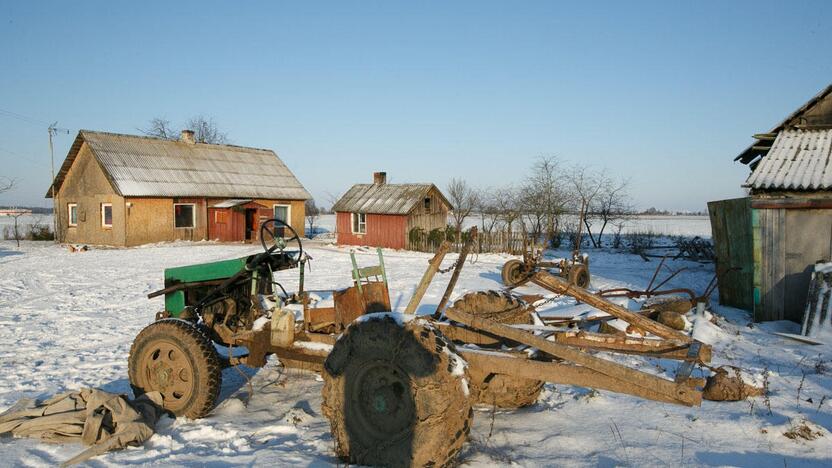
[129,221,712,467]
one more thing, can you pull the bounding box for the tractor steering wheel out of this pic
[259,218,303,265]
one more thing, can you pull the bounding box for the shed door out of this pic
[784,210,832,322]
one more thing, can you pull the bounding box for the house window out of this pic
[352,212,366,234]
[174,203,196,228]
[273,204,291,224]
[424,197,431,213]
[101,203,112,228]
[214,210,227,224]
[68,203,78,226]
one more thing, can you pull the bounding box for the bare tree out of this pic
[0,177,16,194]
[567,164,606,248]
[140,115,229,144]
[521,156,569,246]
[588,175,633,247]
[305,199,320,236]
[140,118,178,140]
[477,188,502,236]
[10,210,24,248]
[186,115,229,144]
[493,185,521,234]
[446,178,478,237]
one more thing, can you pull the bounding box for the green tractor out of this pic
[129,221,711,467]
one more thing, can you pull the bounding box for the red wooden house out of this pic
[332,172,451,250]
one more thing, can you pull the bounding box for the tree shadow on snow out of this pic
[0,246,22,259]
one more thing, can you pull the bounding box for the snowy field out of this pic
[0,239,830,466]
[313,214,713,239]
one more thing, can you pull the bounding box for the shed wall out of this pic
[336,212,407,249]
[754,206,832,322]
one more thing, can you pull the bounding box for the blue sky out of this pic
[1,1,830,210]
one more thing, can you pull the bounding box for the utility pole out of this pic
[48,123,70,243]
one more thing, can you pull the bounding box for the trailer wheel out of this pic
[468,368,544,409]
[568,263,591,289]
[501,259,527,286]
[322,315,472,467]
[128,319,221,419]
[447,291,544,408]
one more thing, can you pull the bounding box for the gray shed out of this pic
[710,83,832,322]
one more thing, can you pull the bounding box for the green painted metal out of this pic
[349,248,388,294]
[707,197,754,311]
[163,256,249,316]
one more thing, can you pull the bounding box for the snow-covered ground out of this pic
[0,240,830,466]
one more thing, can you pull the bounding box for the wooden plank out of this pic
[444,305,701,406]
[460,350,699,406]
[433,227,477,318]
[404,241,450,313]
[531,272,692,342]
[551,330,711,362]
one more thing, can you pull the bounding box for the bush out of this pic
[624,229,657,254]
[2,222,54,241]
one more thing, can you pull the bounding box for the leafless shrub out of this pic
[305,199,320,236]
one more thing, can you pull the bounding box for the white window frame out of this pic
[101,203,112,228]
[273,204,292,224]
[67,203,78,227]
[173,203,196,229]
[351,212,367,234]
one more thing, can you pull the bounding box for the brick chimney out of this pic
[180,129,196,144]
[373,171,387,185]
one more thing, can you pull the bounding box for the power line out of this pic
[0,107,54,127]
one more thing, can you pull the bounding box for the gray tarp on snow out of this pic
[0,388,165,466]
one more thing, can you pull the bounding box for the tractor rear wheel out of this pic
[128,319,221,419]
[501,259,527,287]
[322,314,472,467]
[447,291,544,408]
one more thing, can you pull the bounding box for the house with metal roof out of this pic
[708,82,832,322]
[332,172,451,250]
[47,129,311,246]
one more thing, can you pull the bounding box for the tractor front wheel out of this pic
[322,315,472,467]
[128,319,221,419]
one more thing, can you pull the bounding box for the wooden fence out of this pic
[408,230,528,254]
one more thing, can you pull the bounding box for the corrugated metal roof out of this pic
[332,183,449,215]
[735,83,832,165]
[746,129,832,191]
[48,130,311,200]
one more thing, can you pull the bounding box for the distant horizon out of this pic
[1,1,829,211]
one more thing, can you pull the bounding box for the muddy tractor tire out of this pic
[568,263,591,289]
[501,259,528,287]
[128,319,221,419]
[321,314,472,467]
[448,291,544,408]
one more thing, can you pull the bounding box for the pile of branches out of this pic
[674,236,714,262]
